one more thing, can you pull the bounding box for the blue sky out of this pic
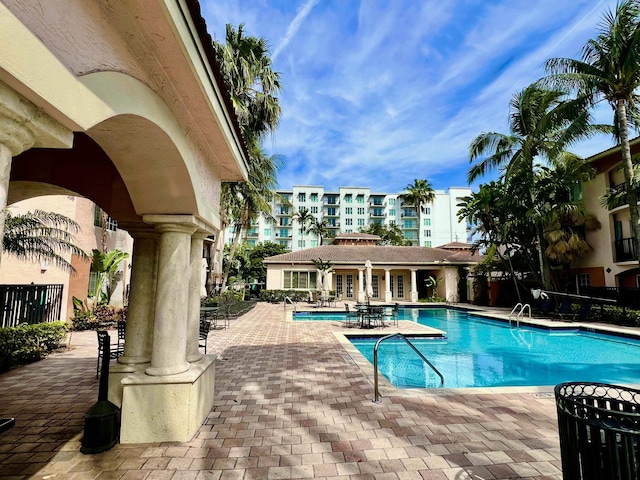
[202,0,620,193]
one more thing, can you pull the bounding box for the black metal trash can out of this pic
[555,382,640,480]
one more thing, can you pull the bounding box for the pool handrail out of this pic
[283,296,296,313]
[509,303,531,327]
[373,333,444,403]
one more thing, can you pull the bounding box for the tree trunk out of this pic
[221,203,249,292]
[616,100,640,266]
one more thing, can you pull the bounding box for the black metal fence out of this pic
[581,286,640,310]
[0,284,64,328]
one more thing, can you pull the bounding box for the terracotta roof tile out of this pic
[264,245,483,265]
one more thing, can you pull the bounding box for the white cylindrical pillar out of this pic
[118,226,158,366]
[145,222,197,376]
[186,231,209,363]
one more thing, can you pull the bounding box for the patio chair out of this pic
[549,298,574,320]
[535,297,555,316]
[344,304,359,328]
[96,330,120,378]
[558,300,592,322]
[199,318,212,354]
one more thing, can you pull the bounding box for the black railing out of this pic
[614,238,637,262]
[582,286,640,310]
[0,284,64,328]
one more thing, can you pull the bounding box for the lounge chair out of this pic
[558,301,592,322]
[536,297,555,316]
[548,298,575,321]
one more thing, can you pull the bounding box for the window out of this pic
[373,208,383,216]
[345,218,352,226]
[264,228,271,236]
[299,228,305,235]
[325,195,337,204]
[94,206,117,231]
[310,193,318,202]
[278,240,289,247]
[247,240,256,247]
[578,273,591,288]
[423,218,431,226]
[389,198,396,206]
[404,220,414,228]
[298,192,306,202]
[424,230,431,237]
[279,228,289,237]
[424,241,432,247]
[311,206,318,214]
[283,270,317,289]
[327,218,337,226]
[372,197,383,206]
[345,207,353,214]
[345,229,352,233]
[389,209,396,216]
[336,274,343,295]
[357,207,365,215]
[344,195,352,203]
[358,218,365,226]
[372,219,382,225]
[309,240,318,247]
[357,195,365,204]
[327,207,337,216]
[297,240,306,248]
[279,217,289,226]
[424,207,431,215]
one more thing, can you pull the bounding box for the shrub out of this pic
[71,305,126,331]
[259,290,310,303]
[0,321,68,373]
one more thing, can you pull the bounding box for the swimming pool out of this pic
[344,308,640,389]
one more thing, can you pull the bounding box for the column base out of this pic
[411,291,419,302]
[384,290,392,303]
[118,355,216,443]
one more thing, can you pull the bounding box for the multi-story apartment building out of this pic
[572,137,640,289]
[231,185,472,251]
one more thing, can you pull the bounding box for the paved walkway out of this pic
[0,303,564,479]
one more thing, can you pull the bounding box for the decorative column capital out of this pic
[0,81,72,155]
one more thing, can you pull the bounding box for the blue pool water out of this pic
[298,307,640,389]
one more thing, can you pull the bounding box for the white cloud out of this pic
[202,0,622,192]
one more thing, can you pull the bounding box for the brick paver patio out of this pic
[0,302,563,479]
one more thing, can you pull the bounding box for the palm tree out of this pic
[402,179,435,214]
[220,148,282,291]
[292,207,313,234]
[308,218,328,246]
[214,24,283,291]
[3,209,88,273]
[468,84,599,287]
[214,23,282,142]
[543,0,640,264]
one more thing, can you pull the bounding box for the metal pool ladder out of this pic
[283,296,296,313]
[509,303,531,327]
[373,333,444,403]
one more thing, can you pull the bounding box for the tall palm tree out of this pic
[292,207,313,234]
[468,84,599,287]
[543,0,640,264]
[308,218,329,246]
[214,23,282,142]
[220,148,282,291]
[402,179,435,214]
[214,24,283,291]
[3,209,88,273]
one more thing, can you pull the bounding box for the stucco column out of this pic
[118,225,158,366]
[187,231,209,363]
[384,269,392,303]
[357,268,365,303]
[0,82,72,262]
[145,220,197,376]
[410,269,418,302]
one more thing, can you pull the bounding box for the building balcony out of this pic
[371,212,386,217]
[401,212,417,218]
[402,225,418,230]
[615,238,636,262]
[276,210,291,216]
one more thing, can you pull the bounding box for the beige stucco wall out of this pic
[0,0,247,232]
[0,195,133,321]
[575,165,634,286]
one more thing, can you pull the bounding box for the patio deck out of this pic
[0,302,564,479]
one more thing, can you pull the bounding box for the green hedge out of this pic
[0,321,69,373]
[259,290,317,303]
[587,305,640,327]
